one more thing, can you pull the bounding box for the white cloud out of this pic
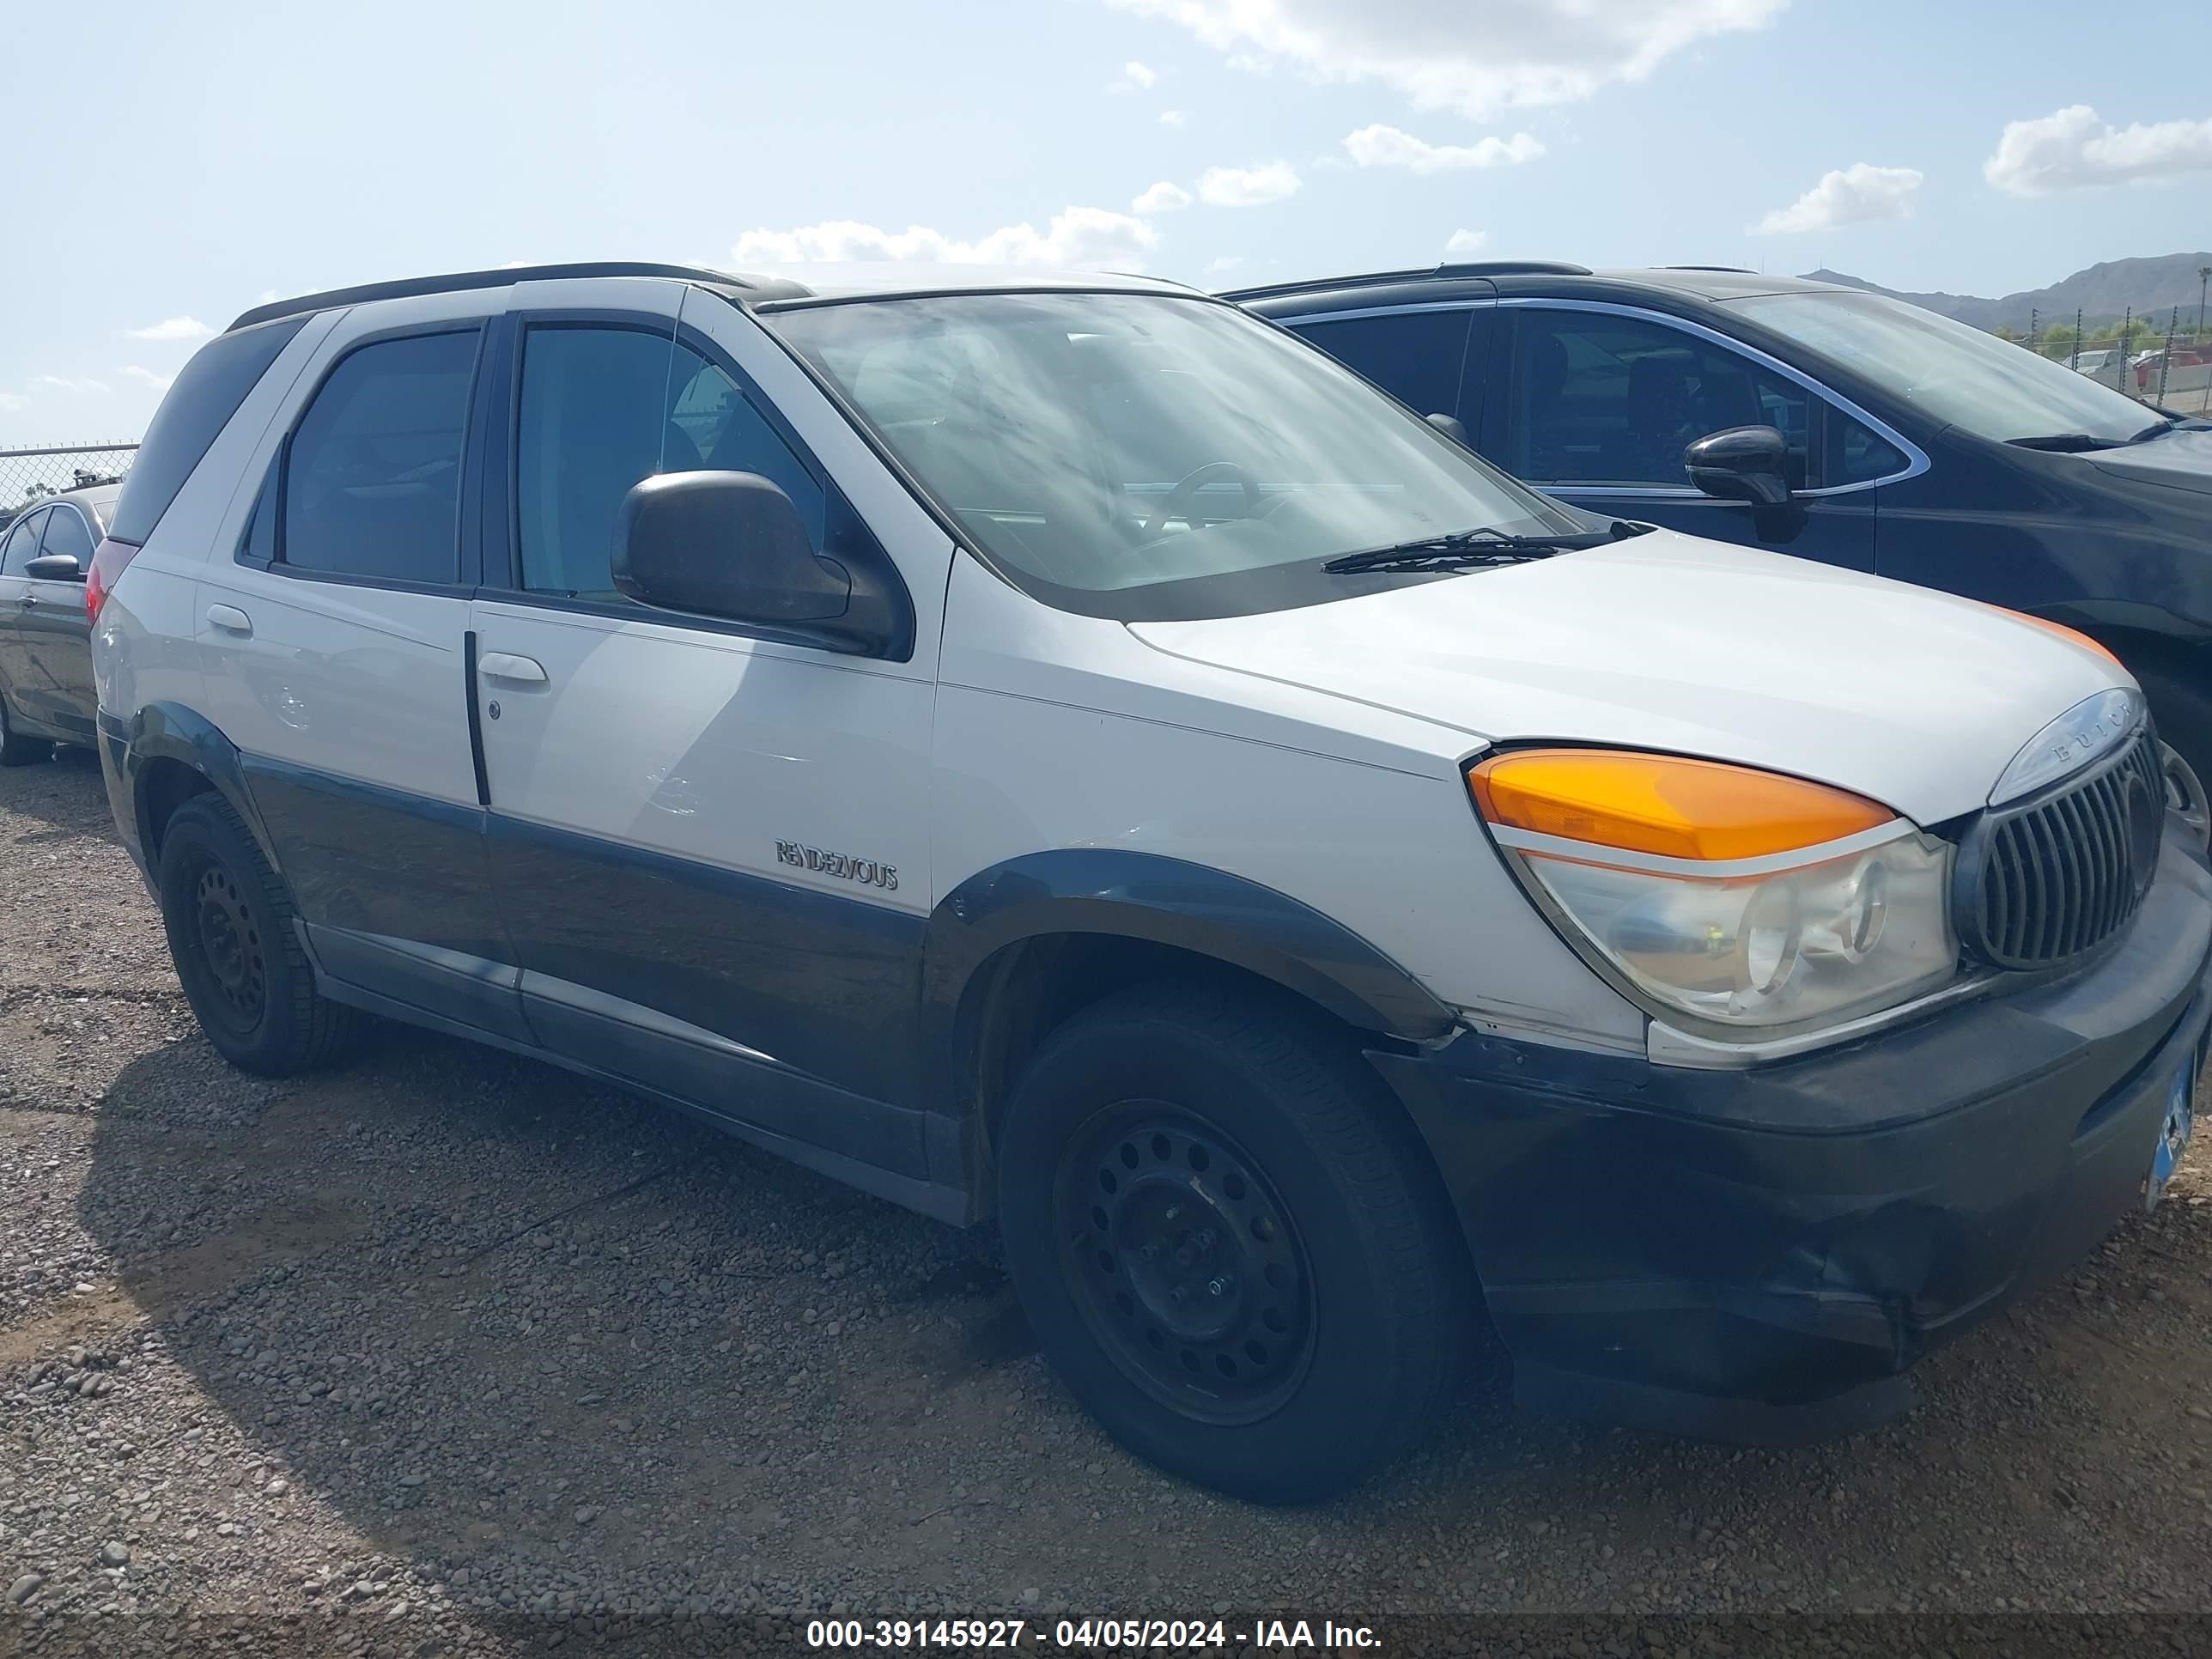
[1984,104,2212,196]
[1344,124,1545,173]
[124,315,214,343]
[1109,58,1160,92]
[118,365,175,392]
[33,374,110,394]
[1196,161,1302,206]
[1204,254,1246,275]
[1133,180,1194,213]
[1443,228,1488,255]
[0,392,26,412]
[731,206,1158,270]
[1105,0,1784,118]
[1752,162,1923,234]
[1159,108,1188,127]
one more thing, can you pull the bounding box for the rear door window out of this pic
[281,331,478,585]
[107,316,309,545]
[1292,311,1474,428]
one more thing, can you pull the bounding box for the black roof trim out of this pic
[1662,265,1757,275]
[227,262,814,331]
[1221,259,1591,301]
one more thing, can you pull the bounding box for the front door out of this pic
[1490,305,1901,572]
[469,284,939,1162]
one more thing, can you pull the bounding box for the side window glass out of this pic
[282,331,477,583]
[38,507,94,567]
[514,327,824,599]
[1826,409,1909,487]
[1293,311,1472,426]
[1,511,47,575]
[1511,313,1809,489]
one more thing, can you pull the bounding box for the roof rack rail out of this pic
[227,262,814,332]
[1221,259,1592,302]
[1434,260,1593,277]
[1661,265,1757,274]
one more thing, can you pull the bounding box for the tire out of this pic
[996,979,1468,1504]
[2136,666,2212,847]
[0,694,52,767]
[156,793,361,1075]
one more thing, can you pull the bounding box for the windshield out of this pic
[1727,290,2158,447]
[767,291,1577,617]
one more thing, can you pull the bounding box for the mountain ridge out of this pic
[1801,252,2212,333]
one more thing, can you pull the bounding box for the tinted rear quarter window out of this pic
[38,505,94,565]
[107,317,309,545]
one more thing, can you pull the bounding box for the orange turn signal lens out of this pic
[1468,750,1894,863]
[1986,605,2123,669]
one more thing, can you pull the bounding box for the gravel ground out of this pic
[6,749,2212,1656]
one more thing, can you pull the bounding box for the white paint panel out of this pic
[471,600,936,915]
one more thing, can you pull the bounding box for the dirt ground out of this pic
[6,747,2212,1656]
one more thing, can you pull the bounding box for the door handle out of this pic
[205,604,253,637]
[478,653,549,686]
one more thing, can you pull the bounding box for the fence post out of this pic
[2160,307,2178,404]
[2029,307,2039,353]
[2070,309,2081,372]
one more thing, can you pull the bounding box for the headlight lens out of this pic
[1472,750,1959,1033]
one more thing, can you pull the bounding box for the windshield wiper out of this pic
[2006,432,2125,453]
[1322,520,1649,575]
[2127,416,2184,443]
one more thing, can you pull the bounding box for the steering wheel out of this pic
[1141,461,1262,539]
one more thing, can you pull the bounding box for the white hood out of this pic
[1129,530,2127,825]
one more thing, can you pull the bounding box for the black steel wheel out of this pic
[998,979,1468,1504]
[157,793,361,1074]
[1059,1103,1316,1425]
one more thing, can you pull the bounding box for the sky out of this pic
[6,0,2211,446]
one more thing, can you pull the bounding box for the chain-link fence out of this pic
[0,442,138,527]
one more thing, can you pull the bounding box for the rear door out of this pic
[194,293,519,1034]
[1489,302,1907,572]
[0,509,50,729]
[21,501,98,738]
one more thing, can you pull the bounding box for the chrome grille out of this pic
[1965,731,2165,969]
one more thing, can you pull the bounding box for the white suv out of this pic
[88,261,2212,1501]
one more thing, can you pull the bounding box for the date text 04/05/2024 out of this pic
[804,1619,1382,1650]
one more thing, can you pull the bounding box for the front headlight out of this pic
[1470,750,1959,1034]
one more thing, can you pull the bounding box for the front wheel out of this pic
[2137,666,2212,848]
[996,981,1468,1504]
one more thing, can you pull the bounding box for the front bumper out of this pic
[1370,824,2212,1444]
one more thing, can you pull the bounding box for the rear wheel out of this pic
[996,980,1467,1504]
[0,695,52,767]
[157,793,360,1074]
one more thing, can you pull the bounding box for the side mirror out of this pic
[613,471,896,653]
[1686,425,1793,507]
[1425,411,1473,447]
[23,553,84,581]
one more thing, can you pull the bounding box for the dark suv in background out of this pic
[1231,262,2212,809]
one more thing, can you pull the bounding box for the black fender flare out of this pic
[920,849,1457,1115]
[112,702,280,874]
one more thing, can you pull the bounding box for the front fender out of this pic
[921,850,1457,1108]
